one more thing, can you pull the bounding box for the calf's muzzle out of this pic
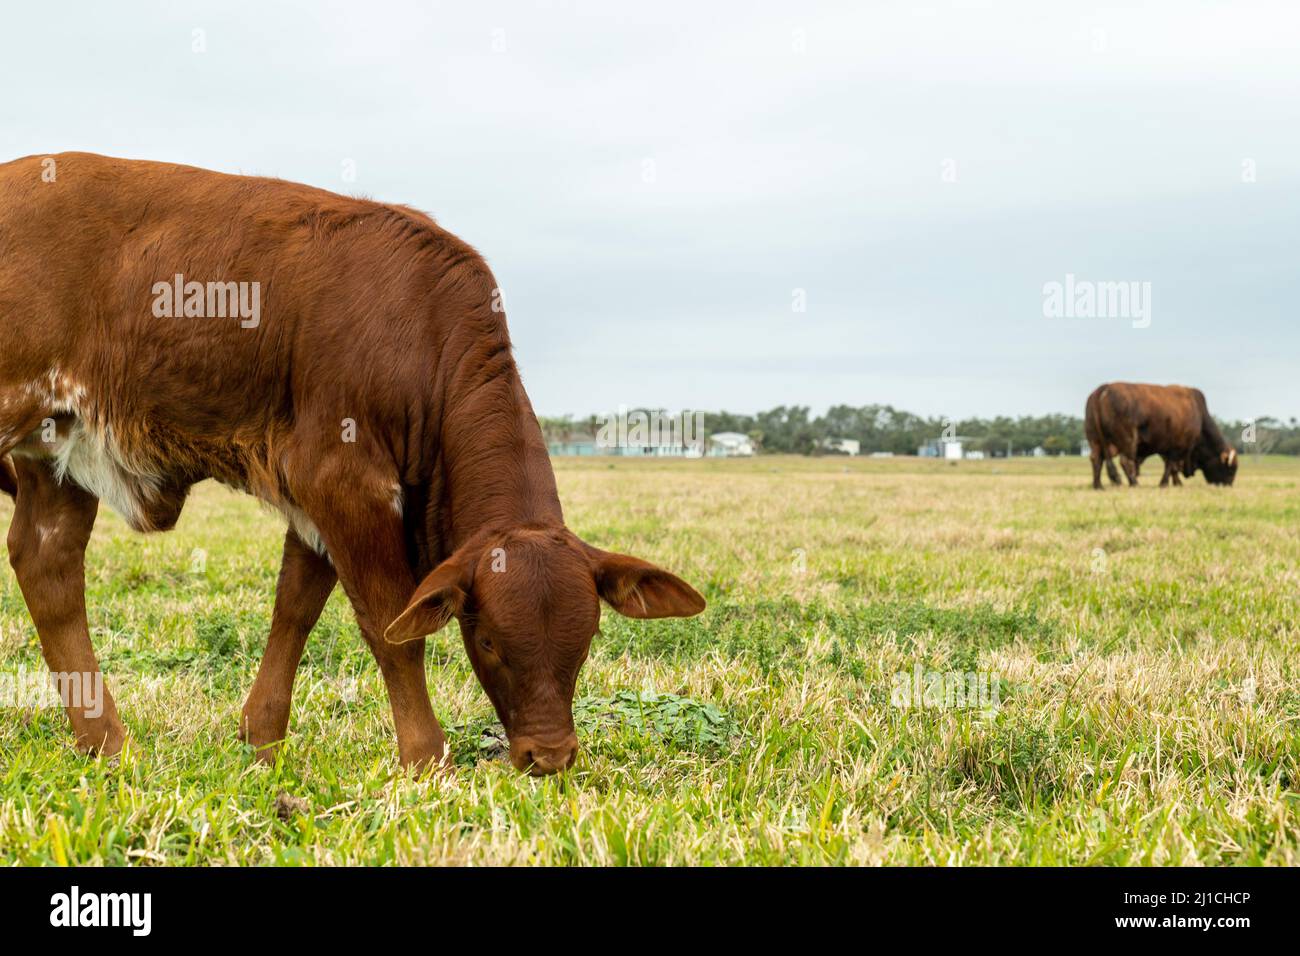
[510,732,579,776]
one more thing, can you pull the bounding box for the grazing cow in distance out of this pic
[1084,382,1238,490]
[0,152,706,775]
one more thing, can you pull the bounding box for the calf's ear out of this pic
[583,545,706,619]
[385,556,471,644]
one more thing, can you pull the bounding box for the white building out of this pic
[822,437,861,456]
[708,431,755,457]
[919,437,968,460]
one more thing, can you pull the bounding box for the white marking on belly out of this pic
[4,371,161,528]
[51,421,161,528]
[280,504,328,556]
[7,370,337,558]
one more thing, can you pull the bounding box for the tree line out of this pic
[539,406,1300,456]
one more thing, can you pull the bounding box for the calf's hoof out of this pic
[399,737,453,777]
[73,720,128,760]
[239,713,288,764]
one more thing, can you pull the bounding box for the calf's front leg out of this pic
[1120,455,1140,486]
[289,469,446,771]
[5,458,127,755]
[240,528,337,761]
[1158,454,1187,488]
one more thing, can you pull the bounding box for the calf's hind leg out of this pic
[5,458,127,755]
[1088,444,1105,490]
[239,529,337,762]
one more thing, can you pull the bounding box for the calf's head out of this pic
[1193,444,1238,485]
[384,527,705,775]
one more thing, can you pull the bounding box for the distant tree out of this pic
[979,433,1009,456]
[543,404,1300,456]
[537,415,575,442]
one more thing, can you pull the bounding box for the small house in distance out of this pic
[821,437,861,456]
[546,430,705,458]
[634,441,704,459]
[918,438,966,460]
[708,431,755,457]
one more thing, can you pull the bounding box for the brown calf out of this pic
[0,152,705,774]
[1084,382,1238,490]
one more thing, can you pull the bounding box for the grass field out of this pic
[1,454,1298,865]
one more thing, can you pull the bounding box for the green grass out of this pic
[1,454,1298,864]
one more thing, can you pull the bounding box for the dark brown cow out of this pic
[1085,382,1238,490]
[0,152,705,774]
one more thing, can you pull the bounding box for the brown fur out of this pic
[1084,382,1238,490]
[0,152,705,773]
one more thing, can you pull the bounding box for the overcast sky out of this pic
[3,2,1297,420]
